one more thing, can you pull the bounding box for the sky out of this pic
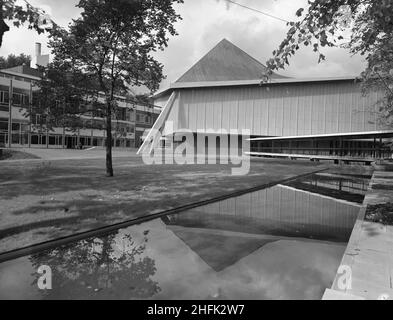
[0,0,366,90]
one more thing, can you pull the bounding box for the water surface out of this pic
[0,170,370,300]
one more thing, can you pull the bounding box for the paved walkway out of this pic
[323,171,393,300]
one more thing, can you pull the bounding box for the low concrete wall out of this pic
[323,171,393,300]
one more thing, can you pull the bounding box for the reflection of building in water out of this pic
[164,183,362,243]
[306,173,369,194]
[283,173,370,204]
[0,218,345,300]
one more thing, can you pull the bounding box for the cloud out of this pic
[153,0,365,88]
[0,0,366,90]
[0,0,80,60]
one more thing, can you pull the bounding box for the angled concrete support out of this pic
[137,92,177,155]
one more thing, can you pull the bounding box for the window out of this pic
[127,109,135,122]
[117,108,126,121]
[126,124,134,133]
[13,93,22,105]
[0,121,8,131]
[10,93,28,106]
[0,91,9,104]
[35,115,42,125]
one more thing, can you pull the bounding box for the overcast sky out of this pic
[0,0,366,90]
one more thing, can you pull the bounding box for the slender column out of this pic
[8,79,13,148]
[62,126,65,149]
[379,137,382,159]
[62,104,65,149]
[77,128,80,148]
[373,137,376,158]
[28,82,32,148]
[91,113,93,147]
[45,105,49,149]
[339,138,343,157]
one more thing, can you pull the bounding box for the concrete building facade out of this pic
[0,65,160,149]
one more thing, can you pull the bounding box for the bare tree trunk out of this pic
[106,100,114,177]
[103,44,117,177]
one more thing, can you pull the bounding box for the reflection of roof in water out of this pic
[0,216,346,300]
[161,182,361,271]
[166,225,278,272]
[160,174,369,271]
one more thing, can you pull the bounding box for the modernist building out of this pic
[142,39,392,162]
[0,64,160,149]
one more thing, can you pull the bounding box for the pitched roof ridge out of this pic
[220,38,269,71]
[175,38,286,83]
[174,39,226,83]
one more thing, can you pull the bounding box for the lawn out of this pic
[0,154,325,253]
[0,149,40,161]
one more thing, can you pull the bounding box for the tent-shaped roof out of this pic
[176,38,287,83]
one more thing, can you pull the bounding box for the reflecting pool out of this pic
[0,170,371,300]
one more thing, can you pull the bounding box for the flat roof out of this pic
[246,151,376,162]
[248,130,393,141]
[153,76,359,99]
[0,69,41,81]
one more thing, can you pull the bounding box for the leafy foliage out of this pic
[1,0,53,46]
[0,53,31,69]
[29,230,161,299]
[266,1,393,73]
[360,38,393,129]
[30,61,104,133]
[40,0,183,176]
[48,0,183,95]
[266,0,393,129]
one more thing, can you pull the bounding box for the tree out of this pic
[1,0,53,46]
[29,231,161,299]
[266,1,393,71]
[265,0,393,127]
[47,0,183,177]
[360,40,393,129]
[30,61,104,137]
[0,53,31,69]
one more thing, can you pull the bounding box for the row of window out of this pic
[27,116,135,133]
[136,113,152,124]
[0,133,135,148]
[0,119,135,136]
[0,91,29,106]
